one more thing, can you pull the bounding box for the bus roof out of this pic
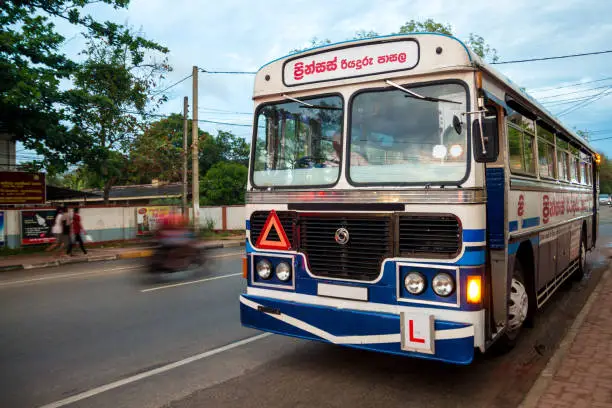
[256,33,596,154]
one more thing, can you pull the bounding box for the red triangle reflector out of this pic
[255,210,290,250]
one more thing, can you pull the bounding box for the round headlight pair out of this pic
[256,259,291,282]
[403,272,455,297]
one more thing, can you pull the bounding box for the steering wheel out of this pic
[296,156,328,168]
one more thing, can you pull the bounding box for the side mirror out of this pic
[472,115,499,163]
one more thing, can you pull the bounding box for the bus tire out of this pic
[573,231,587,281]
[496,259,529,352]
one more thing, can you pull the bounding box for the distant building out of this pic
[0,132,16,171]
[62,180,188,206]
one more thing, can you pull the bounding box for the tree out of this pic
[290,19,499,62]
[65,32,170,202]
[199,130,250,175]
[600,154,612,194]
[200,162,248,205]
[129,113,204,184]
[397,19,452,35]
[1,1,170,173]
[290,37,331,53]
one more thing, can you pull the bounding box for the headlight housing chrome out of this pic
[256,259,272,279]
[432,273,455,297]
[275,262,292,282]
[404,272,426,295]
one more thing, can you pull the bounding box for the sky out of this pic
[15,0,612,162]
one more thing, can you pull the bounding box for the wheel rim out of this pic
[580,240,586,271]
[508,278,528,331]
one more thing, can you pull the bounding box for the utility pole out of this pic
[191,66,199,231]
[182,96,188,216]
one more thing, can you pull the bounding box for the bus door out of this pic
[474,97,508,343]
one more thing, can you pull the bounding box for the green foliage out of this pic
[354,30,379,39]
[150,197,182,206]
[199,130,250,175]
[290,37,332,53]
[466,33,499,63]
[397,19,453,35]
[600,155,612,194]
[202,217,216,232]
[290,18,499,62]
[129,113,205,184]
[1,1,169,173]
[200,162,247,205]
[64,31,170,201]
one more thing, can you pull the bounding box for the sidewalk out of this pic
[521,245,612,408]
[0,238,245,271]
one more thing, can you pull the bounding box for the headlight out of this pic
[256,259,272,279]
[432,273,455,297]
[404,272,426,295]
[275,262,292,282]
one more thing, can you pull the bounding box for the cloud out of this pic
[20,0,612,156]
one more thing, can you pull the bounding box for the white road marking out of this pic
[38,333,271,408]
[141,272,242,293]
[0,266,141,288]
[207,251,244,259]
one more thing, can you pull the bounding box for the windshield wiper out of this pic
[385,80,461,105]
[282,94,342,110]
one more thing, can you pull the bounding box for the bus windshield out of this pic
[252,95,343,187]
[348,82,468,185]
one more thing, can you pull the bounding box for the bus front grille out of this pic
[398,215,461,258]
[299,215,393,281]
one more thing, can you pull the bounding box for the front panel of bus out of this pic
[240,35,488,365]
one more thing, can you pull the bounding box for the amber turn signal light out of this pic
[467,276,482,304]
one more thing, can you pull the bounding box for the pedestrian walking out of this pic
[45,207,64,253]
[67,207,87,255]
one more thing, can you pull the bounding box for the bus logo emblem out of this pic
[335,228,350,245]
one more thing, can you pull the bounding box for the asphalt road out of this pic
[0,215,611,408]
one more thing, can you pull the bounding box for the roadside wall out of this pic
[0,205,245,249]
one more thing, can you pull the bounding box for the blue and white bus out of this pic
[239,33,601,364]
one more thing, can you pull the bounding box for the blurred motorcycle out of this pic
[147,215,205,278]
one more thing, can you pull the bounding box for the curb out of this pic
[519,267,611,408]
[2,241,245,272]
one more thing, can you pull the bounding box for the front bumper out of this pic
[240,293,478,365]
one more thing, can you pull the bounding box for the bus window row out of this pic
[506,111,593,186]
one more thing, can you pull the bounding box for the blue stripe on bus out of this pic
[508,242,520,255]
[463,229,485,242]
[486,168,505,249]
[458,248,485,265]
[509,221,518,232]
[246,220,250,230]
[522,217,540,229]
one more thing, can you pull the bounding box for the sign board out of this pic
[136,206,173,235]
[400,312,434,354]
[0,211,4,246]
[283,39,419,86]
[21,210,56,245]
[255,210,291,250]
[0,171,46,205]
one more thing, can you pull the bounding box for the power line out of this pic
[151,74,193,96]
[199,108,252,115]
[200,69,256,75]
[124,110,256,127]
[491,49,612,65]
[590,135,612,142]
[537,85,612,101]
[543,96,595,107]
[586,129,612,134]
[556,87,612,117]
[529,76,612,92]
